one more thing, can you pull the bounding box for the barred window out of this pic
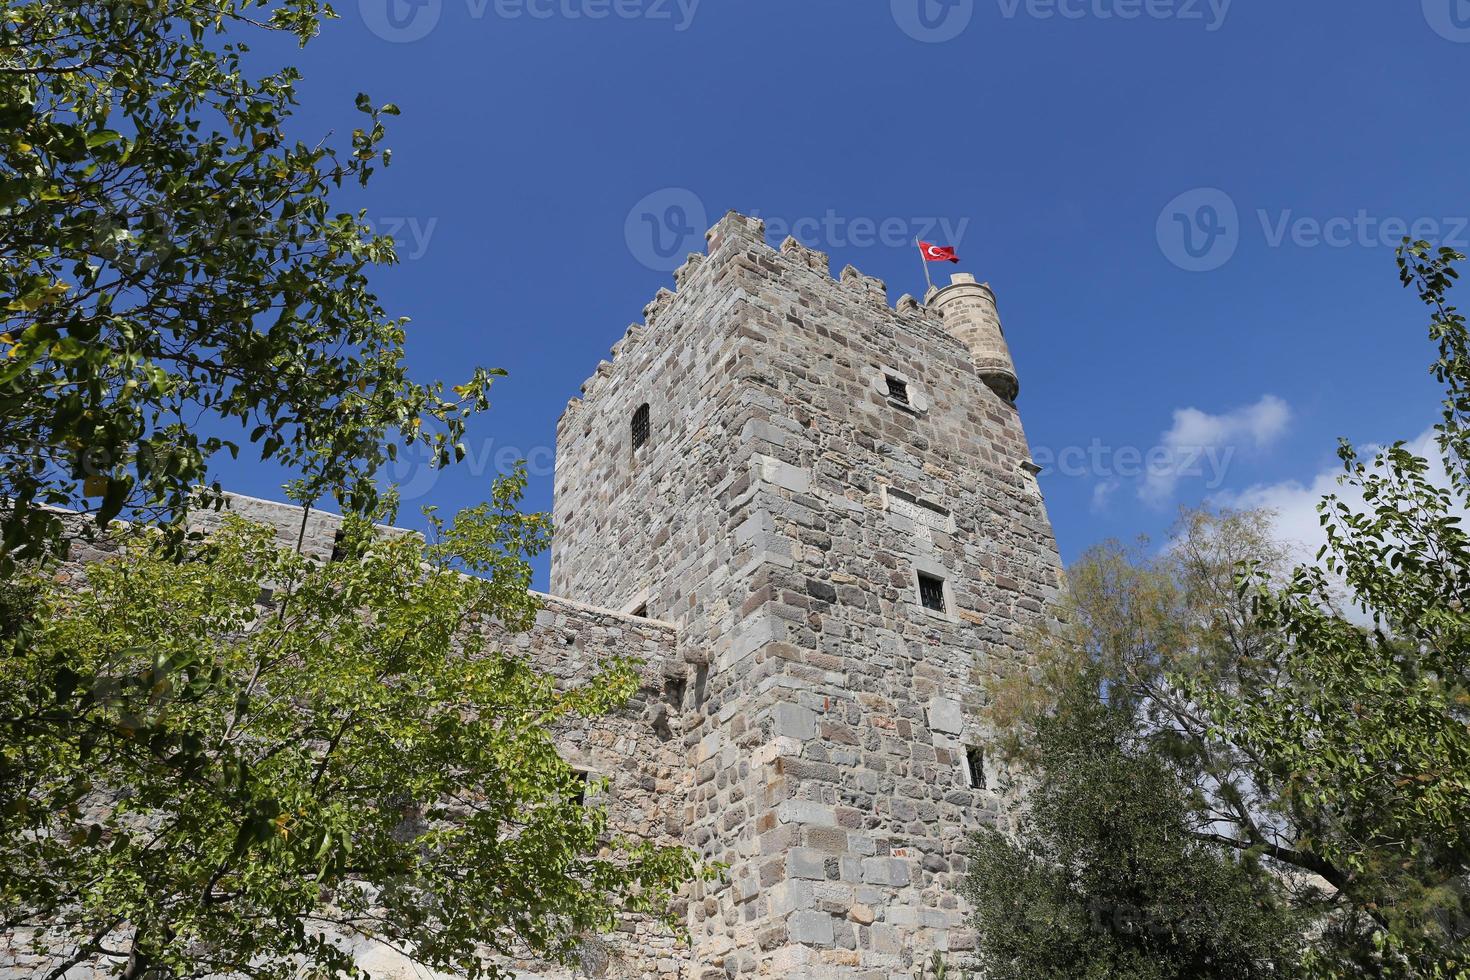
[631,403,651,451]
[965,745,986,789]
[886,375,910,405]
[918,572,947,613]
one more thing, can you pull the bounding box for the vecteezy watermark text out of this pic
[623,188,972,273]
[994,0,1231,30]
[1158,188,1470,272]
[1031,439,1236,490]
[750,210,971,253]
[385,437,556,500]
[359,0,699,42]
[80,207,440,273]
[891,0,1229,42]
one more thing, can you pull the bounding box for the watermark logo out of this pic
[1159,188,1470,272]
[385,437,557,501]
[360,0,443,42]
[494,0,701,30]
[1423,0,1470,42]
[995,0,1231,30]
[752,210,971,252]
[626,188,708,272]
[892,0,975,42]
[364,215,439,261]
[361,0,698,40]
[1157,188,1239,272]
[625,193,972,271]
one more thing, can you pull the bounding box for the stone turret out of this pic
[927,272,1020,402]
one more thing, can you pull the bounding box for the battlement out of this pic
[560,210,1012,433]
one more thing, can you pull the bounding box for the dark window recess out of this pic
[631,603,649,619]
[631,403,651,450]
[651,706,674,742]
[693,663,709,710]
[966,745,987,789]
[664,674,687,708]
[256,587,275,607]
[329,529,346,563]
[918,572,947,613]
[571,770,590,807]
[886,376,910,405]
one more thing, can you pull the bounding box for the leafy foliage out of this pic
[974,243,1470,979]
[1189,244,1470,976]
[967,669,1306,980]
[969,514,1310,980]
[0,474,704,978]
[0,0,496,573]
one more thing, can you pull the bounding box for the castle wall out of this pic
[28,500,696,980]
[551,214,1063,979]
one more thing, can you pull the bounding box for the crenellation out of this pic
[674,251,705,290]
[704,209,767,255]
[838,264,888,307]
[643,286,676,327]
[778,236,831,276]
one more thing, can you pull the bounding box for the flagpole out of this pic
[916,238,934,294]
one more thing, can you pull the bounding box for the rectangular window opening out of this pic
[918,572,947,613]
[965,745,986,789]
[571,769,590,807]
[885,375,910,405]
[631,403,651,451]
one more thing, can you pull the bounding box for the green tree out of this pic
[968,515,1309,980]
[0,474,705,978]
[0,0,494,574]
[974,243,1470,979]
[1188,246,1470,975]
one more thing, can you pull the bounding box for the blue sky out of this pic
[222,0,1470,587]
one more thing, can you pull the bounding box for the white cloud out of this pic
[1090,479,1119,513]
[1212,426,1460,566]
[1139,395,1292,506]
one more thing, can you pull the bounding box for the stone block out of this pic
[787,910,835,946]
[927,697,965,735]
[861,858,911,887]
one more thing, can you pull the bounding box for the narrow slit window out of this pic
[885,376,910,405]
[918,572,947,613]
[571,769,590,807]
[965,745,986,789]
[631,403,651,451]
[329,529,346,563]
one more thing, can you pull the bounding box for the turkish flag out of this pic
[919,242,960,264]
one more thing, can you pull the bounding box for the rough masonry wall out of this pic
[27,501,696,980]
[549,212,1063,979]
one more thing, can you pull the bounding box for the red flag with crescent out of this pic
[919,242,960,263]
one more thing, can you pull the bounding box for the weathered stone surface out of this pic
[28,209,1063,980]
[546,210,1063,977]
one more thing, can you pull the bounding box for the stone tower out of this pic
[551,211,1063,978]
